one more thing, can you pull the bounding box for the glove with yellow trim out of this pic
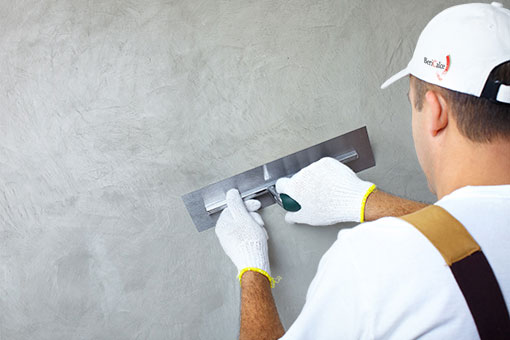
[215,189,271,280]
[275,157,376,225]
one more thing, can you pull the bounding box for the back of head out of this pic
[411,61,510,143]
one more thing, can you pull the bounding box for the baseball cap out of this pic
[381,2,510,104]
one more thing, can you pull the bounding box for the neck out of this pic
[433,136,510,199]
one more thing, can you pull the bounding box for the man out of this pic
[215,2,510,339]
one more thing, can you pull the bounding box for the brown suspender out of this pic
[401,206,510,339]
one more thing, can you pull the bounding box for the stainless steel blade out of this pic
[182,126,375,232]
[205,149,359,214]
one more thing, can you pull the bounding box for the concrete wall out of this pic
[1,0,498,339]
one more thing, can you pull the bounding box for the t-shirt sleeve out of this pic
[279,227,374,340]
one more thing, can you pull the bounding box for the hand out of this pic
[275,157,376,225]
[215,189,270,275]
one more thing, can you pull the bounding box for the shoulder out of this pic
[324,216,458,307]
[333,216,445,268]
[289,216,477,339]
[309,216,448,303]
[337,216,421,245]
[325,217,476,338]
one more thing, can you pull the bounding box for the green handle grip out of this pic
[280,194,302,212]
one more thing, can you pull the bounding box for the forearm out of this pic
[240,271,285,340]
[364,189,429,221]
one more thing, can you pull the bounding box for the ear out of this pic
[424,90,448,137]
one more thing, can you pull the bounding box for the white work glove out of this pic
[275,157,376,225]
[215,189,271,277]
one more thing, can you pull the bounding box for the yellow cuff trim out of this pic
[238,267,281,288]
[360,184,377,223]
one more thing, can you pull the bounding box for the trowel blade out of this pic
[182,126,375,232]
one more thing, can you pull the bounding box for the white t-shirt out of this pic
[280,185,510,340]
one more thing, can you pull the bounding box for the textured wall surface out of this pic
[1,0,498,339]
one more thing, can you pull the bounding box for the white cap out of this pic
[381,2,510,104]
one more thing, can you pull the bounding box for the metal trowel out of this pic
[182,126,375,232]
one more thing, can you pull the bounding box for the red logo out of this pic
[423,55,451,81]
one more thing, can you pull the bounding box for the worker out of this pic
[215,2,510,339]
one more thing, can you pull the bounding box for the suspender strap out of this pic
[401,205,510,340]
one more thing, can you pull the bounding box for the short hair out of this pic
[410,61,510,143]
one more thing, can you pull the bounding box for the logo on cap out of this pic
[424,55,451,81]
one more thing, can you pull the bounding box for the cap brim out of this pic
[380,68,409,89]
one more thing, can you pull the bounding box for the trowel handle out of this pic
[267,185,302,212]
[280,193,302,212]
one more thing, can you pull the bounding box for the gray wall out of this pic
[2,0,501,339]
